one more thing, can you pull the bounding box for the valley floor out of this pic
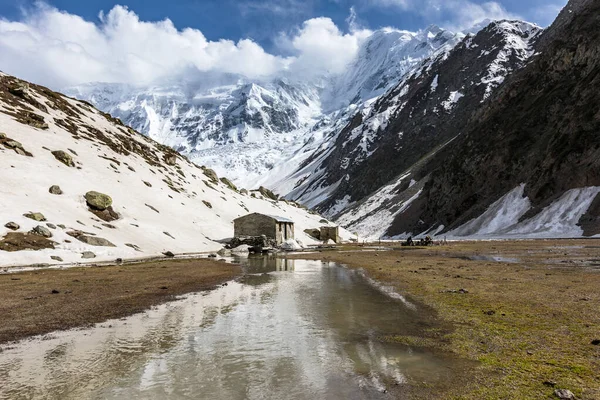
[0,259,239,344]
[290,239,600,399]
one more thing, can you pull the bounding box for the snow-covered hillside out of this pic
[0,73,350,268]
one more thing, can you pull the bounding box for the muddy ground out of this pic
[290,239,600,399]
[0,259,239,344]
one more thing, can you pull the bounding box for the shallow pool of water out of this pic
[0,257,459,399]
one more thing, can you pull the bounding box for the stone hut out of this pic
[234,213,295,245]
[320,226,340,243]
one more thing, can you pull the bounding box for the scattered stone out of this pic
[145,203,160,213]
[57,224,66,229]
[208,254,217,258]
[220,177,238,191]
[24,212,46,222]
[4,222,19,230]
[50,256,63,262]
[31,225,52,238]
[0,132,6,139]
[543,381,557,387]
[143,181,152,187]
[163,231,175,239]
[85,191,112,211]
[51,150,75,167]
[554,389,575,399]
[81,251,96,259]
[115,258,123,264]
[49,185,63,195]
[203,168,219,183]
[102,223,117,229]
[9,82,29,97]
[163,251,175,258]
[484,310,496,316]
[442,288,469,294]
[125,243,141,251]
[240,188,249,195]
[591,339,600,345]
[203,200,212,209]
[51,289,60,294]
[68,148,78,156]
[46,223,57,230]
[68,231,115,247]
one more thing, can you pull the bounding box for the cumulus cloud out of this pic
[0,3,369,88]
[370,0,520,30]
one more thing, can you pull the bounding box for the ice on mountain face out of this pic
[441,91,464,111]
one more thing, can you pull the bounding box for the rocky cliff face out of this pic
[285,20,542,213]
[338,0,600,239]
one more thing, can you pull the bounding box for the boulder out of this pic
[4,222,19,230]
[51,256,63,262]
[85,191,113,211]
[220,177,238,191]
[4,140,23,149]
[73,233,116,247]
[51,150,75,167]
[163,251,175,258]
[240,189,249,195]
[203,168,219,183]
[258,186,278,201]
[554,389,575,399]
[231,244,250,254]
[49,185,63,195]
[46,223,57,230]
[81,251,96,259]
[280,239,303,251]
[0,132,6,139]
[31,225,52,238]
[24,212,46,222]
[9,82,29,98]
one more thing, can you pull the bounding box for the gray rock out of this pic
[4,140,23,149]
[51,150,75,167]
[0,132,6,139]
[164,154,177,166]
[85,191,113,211]
[24,212,46,222]
[46,223,57,230]
[163,251,175,258]
[57,224,66,229]
[75,235,116,247]
[554,389,575,399]
[51,256,63,262]
[203,168,219,183]
[4,222,19,230]
[49,185,63,195]
[81,251,96,259]
[31,225,52,238]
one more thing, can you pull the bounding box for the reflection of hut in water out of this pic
[233,213,295,245]
[320,226,340,243]
[276,258,295,272]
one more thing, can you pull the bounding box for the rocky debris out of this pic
[163,251,175,258]
[1,137,32,157]
[280,239,303,251]
[50,256,63,262]
[304,228,321,240]
[57,224,66,229]
[143,181,152,187]
[591,339,600,345]
[51,150,75,167]
[49,185,63,195]
[203,168,219,183]
[442,288,469,294]
[220,177,238,191]
[46,223,57,230]
[85,191,112,210]
[4,222,19,231]
[240,189,249,195]
[67,230,115,247]
[31,225,52,238]
[24,212,46,222]
[9,82,30,98]
[554,389,576,399]
[208,253,217,258]
[51,289,60,294]
[81,251,96,259]
[202,200,212,209]
[163,231,175,239]
[0,232,55,252]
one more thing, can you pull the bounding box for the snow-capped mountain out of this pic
[65,25,465,188]
[0,72,350,267]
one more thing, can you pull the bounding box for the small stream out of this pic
[0,257,459,399]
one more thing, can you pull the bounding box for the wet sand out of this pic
[290,239,600,399]
[0,259,240,344]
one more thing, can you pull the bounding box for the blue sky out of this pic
[0,0,566,52]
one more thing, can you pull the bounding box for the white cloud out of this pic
[0,3,369,88]
[369,0,520,30]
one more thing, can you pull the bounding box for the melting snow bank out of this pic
[449,185,600,239]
